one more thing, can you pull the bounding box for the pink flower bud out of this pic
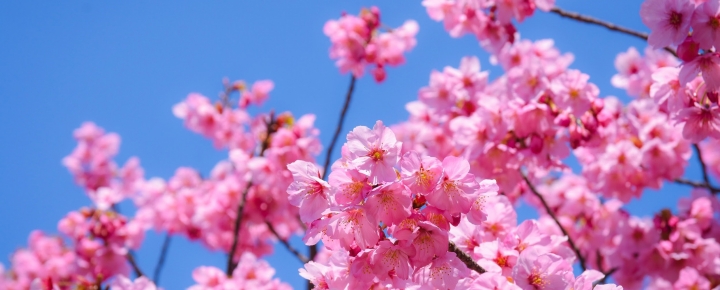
[555,113,571,127]
[677,36,699,62]
[592,98,604,114]
[373,65,386,83]
[529,134,544,154]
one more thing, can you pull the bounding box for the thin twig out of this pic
[521,171,588,271]
[448,242,486,275]
[265,221,309,264]
[153,234,172,285]
[110,205,146,278]
[226,114,277,276]
[549,7,678,57]
[598,267,618,284]
[674,178,720,194]
[126,252,145,278]
[694,144,713,185]
[320,75,357,180]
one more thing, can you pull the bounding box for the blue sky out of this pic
[0,1,701,289]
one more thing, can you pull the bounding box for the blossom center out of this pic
[368,148,385,161]
[710,17,720,30]
[668,11,683,28]
[528,271,548,288]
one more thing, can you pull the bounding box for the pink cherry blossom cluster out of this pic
[58,208,144,283]
[640,0,720,141]
[529,174,720,288]
[611,46,680,99]
[62,122,144,210]
[187,253,290,290]
[3,79,315,289]
[1,208,146,289]
[287,122,622,289]
[324,7,419,82]
[0,231,76,289]
[422,0,555,53]
[574,98,692,202]
[392,39,610,195]
[611,45,720,142]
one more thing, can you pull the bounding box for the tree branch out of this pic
[521,171,588,271]
[305,75,357,288]
[549,7,678,57]
[110,205,147,279]
[674,178,720,194]
[694,144,713,184]
[321,75,357,180]
[598,267,618,284]
[448,242,486,275]
[126,252,145,278]
[152,234,171,285]
[226,114,277,276]
[265,221,309,264]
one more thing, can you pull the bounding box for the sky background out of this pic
[0,1,702,289]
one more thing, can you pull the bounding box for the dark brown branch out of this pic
[449,242,486,275]
[549,7,678,57]
[126,252,145,278]
[265,221,309,264]
[110,205,146,279]
[598,267,618,284]
[306,75,357,289]
[674,178,720,194]
[694,144,714,188]
[321,75,357,180]
[226,114,277,276]
[152,234,171,285]
[521,171,588,271]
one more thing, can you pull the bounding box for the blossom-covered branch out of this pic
[226,114,277,276]
[448,242,486,275]
[521,171,588,271]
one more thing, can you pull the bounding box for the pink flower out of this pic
[409,221,448,267]
[364,181,411,226]
[110,276,158,290]
[239,80,274,108]
[677,104,720,142]
[475,240,518,276]
[412,252,469,289]
[551,69,598,116]
[511,248,572,290]
[371,240,415,281]
[570,270,604,290]
[467,179,499,224]
[679,52,720,91]
[426,156,478,215]
[287,160,330,223]
[640,0,694,48]
[399,151,443,194]
[328,168,371,206]
[691,0,720,50]
[673,267,711,290]
[346,121,402,183]
[327,206,379,250]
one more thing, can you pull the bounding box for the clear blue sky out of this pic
[0,1,702,289]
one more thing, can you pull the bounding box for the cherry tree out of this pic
[2,1,720,289]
